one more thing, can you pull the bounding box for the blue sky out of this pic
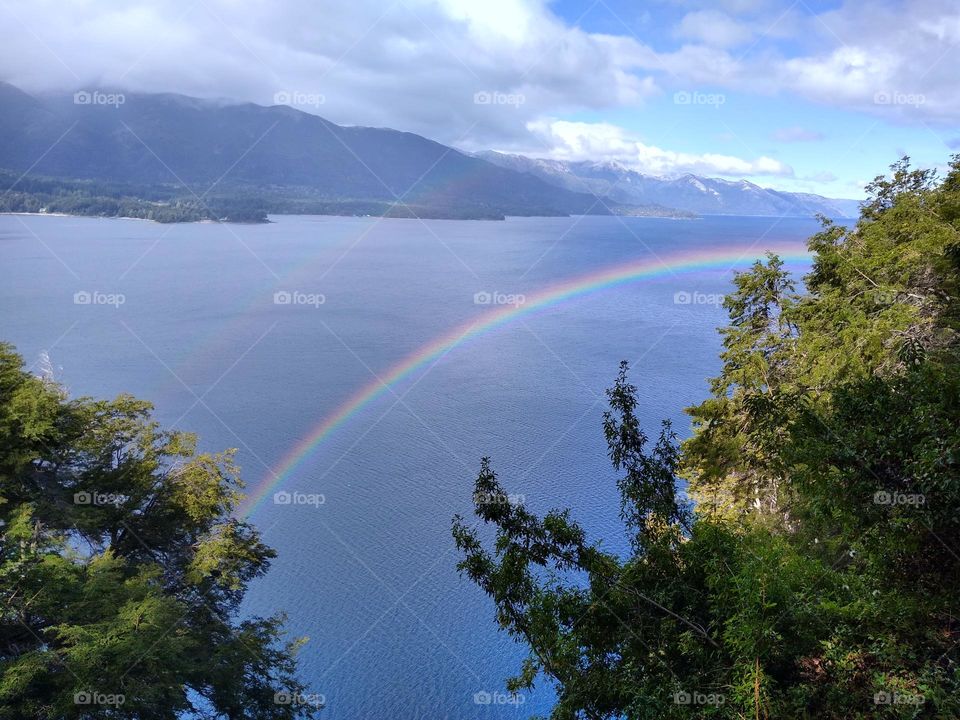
[560,90,956,198]
[2,0,957,199]
[535,0,959,198]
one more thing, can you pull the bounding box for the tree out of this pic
[0,345,318,719]
[454,156,960,718]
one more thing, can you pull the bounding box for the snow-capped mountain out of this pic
[474,151,861,218]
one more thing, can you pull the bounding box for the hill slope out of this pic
[0,83,641,220]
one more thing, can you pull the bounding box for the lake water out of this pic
[0,213,819,718]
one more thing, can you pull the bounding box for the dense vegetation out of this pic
[1,168,692,223]
[0,172,269,224]
[0,170,514,222]
[0,171,695,222]
[454,156,960,718]
[0,347,318,718]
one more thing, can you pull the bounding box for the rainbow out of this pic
[239,242,811,517]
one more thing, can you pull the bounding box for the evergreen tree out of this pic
[0,346,318,718]
[454,156,960,719]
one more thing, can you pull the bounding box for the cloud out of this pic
[525,119,794,178]
[0,0,956,193]
[646,1,960,126]
[675,10,754,48]
[772,2,960,124]
[0,0,661,150]
[771,126,825,142]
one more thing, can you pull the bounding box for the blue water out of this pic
[0,213,819,718]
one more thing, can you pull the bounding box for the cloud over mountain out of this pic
[0,0,957,192]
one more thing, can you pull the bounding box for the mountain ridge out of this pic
[0,83,688,221]
[0,83,856,221]
[474,150,861,218]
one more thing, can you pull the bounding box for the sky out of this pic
[1,0,958,199]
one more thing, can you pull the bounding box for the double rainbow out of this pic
[239,242,811,517]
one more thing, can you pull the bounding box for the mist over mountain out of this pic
[475,150,862,218]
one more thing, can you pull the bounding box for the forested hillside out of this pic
[0,82,630,221]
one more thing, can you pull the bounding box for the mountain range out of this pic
[0,83,627,220]
[0,82,858,221]
[474,151,861,218]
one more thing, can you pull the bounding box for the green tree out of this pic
[454,156,960,719]
[0,344,318,718]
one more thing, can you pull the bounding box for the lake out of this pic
[0,213,819,718]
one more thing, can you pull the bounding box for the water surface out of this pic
[0,213,819,718]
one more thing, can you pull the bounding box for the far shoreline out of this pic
[0,210,701,225]
[0,211,267,225]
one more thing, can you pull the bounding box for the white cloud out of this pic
[760,2,960,124]
[0,0,661,150]
[526,119,794,177]
[638,1,960,126]
[433,0,538,44]
[0,0,956,192]
[675,10,753,48]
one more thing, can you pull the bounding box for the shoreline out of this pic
[1,210,699,225]
[0,211,266,225]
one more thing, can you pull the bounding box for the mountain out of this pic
[474,151,861,218]
[0,83,687,221]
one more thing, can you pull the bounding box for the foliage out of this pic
[0,346,317,718]
[454,155,960,718]
[0,171,268,223]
